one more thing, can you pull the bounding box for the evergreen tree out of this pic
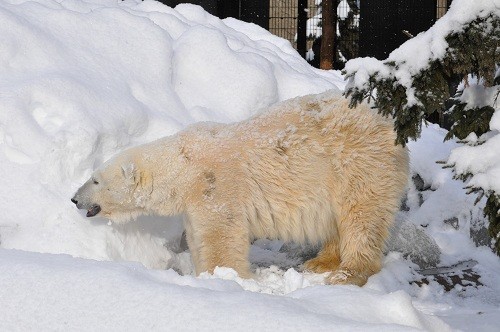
[342,2,500,253]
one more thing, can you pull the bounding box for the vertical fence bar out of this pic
[297,0,307,58]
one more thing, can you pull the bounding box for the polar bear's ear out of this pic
[121,162,137,182]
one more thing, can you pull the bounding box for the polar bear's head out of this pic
[71,153,152,223]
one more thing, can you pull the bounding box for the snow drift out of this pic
[0,0,342,266]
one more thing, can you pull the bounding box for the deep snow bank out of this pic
[0,249,450,331]
[0,0,342,267]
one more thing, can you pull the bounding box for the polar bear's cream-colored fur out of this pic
[72,91,409,286]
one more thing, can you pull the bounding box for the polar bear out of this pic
[71,91,409,286]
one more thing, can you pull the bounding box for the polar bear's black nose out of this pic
[71,198,78,205]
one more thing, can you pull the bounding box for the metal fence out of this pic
[269,0,302,47]
[268,0,453,67]
[268,0,359,64]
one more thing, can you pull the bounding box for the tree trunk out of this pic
[320,0,337,70]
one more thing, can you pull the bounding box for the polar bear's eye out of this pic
[92,179,99,185]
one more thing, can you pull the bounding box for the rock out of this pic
[413,260,482,291]
[386,219,441,269]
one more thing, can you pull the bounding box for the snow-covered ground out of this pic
[0,0,499,331]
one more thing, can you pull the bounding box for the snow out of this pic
[405,125,488,265]
[447,83,500,195]
[0,249,450,331]
[0,0,499,331]
[448,134,500,195]
[0,0,341,265]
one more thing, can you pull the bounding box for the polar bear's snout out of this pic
[71,184,102,217]
[70,195,83,209]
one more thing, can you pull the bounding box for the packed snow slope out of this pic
[0,1,499,331]
[0,0,342,265]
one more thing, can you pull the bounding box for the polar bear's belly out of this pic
[245,194,337,244]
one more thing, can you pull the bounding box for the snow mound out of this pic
[0,0,341,266]
[0,249,450,331]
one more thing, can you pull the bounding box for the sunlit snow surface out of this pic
[0,1,499,331]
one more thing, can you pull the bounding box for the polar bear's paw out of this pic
[303,255,340,274]
[326,269,368,286]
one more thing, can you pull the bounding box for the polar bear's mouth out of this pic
[86,204,101,217]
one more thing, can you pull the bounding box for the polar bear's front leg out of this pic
[303,237,341,273]
[184,208,252,279]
